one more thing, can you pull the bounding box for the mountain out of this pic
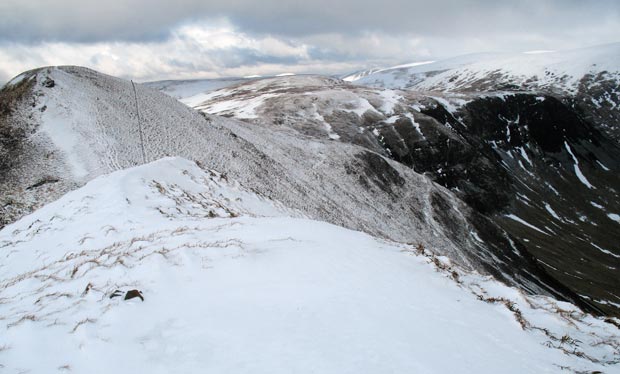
[1,157,618,373]
[153,69,620,317]
[2,65,570,308]
[344,43,620,144]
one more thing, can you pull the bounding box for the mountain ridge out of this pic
[1,62,618,318]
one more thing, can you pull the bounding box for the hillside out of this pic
[1,157,618,373]
[1,66,559,306]
[155,72,620,317]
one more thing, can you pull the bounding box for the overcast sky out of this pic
[0,0,619,83]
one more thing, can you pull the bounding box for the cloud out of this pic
[1,0,618,43]
[0,22,353,83]
[0,1,618,84]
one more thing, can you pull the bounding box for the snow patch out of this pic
[596,160,611,171]
[505,214,550,236]
[564,142,595,189]
[591,243,620,259]
[543,203,562,221]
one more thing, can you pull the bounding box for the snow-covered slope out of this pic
[347,43,620,94]
[1,157,618,373]
[346,43,620,142]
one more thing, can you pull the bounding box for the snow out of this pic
[517,147,533,167]
[39,95,91,179]
[312,109,340,140]
[470,230,484,243]
[384,115,400,124]
[543,203,562,221]
[196,93,280,119]
[608,213,620,224]
[341,97,381,117]
[591,243,620,259]
[564,142,595,189]
[1,157,618,373]
[377,89,403,114]
[505,214,550,236]
[429,95,469,115]
[343,61,435,82]
[404,113,425,138]
[590,201,604,209]
[597,160,611,171]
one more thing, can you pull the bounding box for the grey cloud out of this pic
[1,0,618,43]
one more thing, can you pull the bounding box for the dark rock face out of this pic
[366,93,620,316]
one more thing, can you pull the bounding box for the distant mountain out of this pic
[143,77,252,103]
[344,43,620,143]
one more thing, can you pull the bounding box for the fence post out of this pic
[131,80,147,164]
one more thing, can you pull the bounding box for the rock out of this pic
[124,289,144,301]
[42,77,55,88]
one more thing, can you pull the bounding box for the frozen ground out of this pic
[1,157,619,373]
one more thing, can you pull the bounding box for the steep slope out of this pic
[178,75,620,316]
[346,43,620,143]
[1,157,618,373]
[0,66,278,226]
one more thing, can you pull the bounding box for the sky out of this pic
[0,0,619,83]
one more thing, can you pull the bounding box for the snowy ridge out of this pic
[349,43,620,94]
[342,61,435,82]
[1,157,619,373]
